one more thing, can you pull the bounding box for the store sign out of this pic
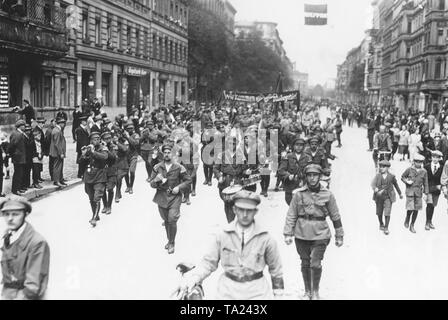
[126,66,148,76]
[0,75,10,108]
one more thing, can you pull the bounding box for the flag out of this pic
[304,3,328,25]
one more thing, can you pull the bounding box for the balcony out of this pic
[0,0,69,57]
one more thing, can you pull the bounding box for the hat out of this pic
[24,124,32,131]
[124,123,135,130]
[413,154,425,162]
[308,136,321,144]
[15,120,26,128]
[101,131,112,140]
[103,118,111,125]
[304,164,322,175]
[293,137,306,146]
[56,118,66,124]
[431,150,443,158]
[89,132,101,140]
[378,160,391,167]
[162,144,173,152]
[146,119,154,125]
[232,190,261,210]
[23,99,30,104]
[94,115,103,122]
[36,117,46,123]
[0,196,32,214]
[79,115,88,121]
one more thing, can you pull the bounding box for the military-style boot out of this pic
[301,267,312,300]
[106,190,114,215]
[167,223,177,255]
[102,193,108,213]
[164,223,170,250]
[89,201,97,227]
[94,201,101,222]
[311,267,322,300]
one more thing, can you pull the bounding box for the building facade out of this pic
[0,0,189,124]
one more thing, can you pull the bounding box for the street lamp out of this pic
[88,75,95,88]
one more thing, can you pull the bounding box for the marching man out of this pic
[283,164,344,300]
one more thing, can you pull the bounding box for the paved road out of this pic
[3,109,448,299]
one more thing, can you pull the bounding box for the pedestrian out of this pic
[49,118,67,187]
[43,119,55,180]
[283,164,344,300]
[425,151,443,231]
[8,120,27,195]
[398,125,410,161]
[23,124,35,191]
[13,100,35,125]
[72,105,82,142]
[391,122,400,160]
[150,144,191,254]
[334,115,343,148]
[31,127,43,189]
[34,117,46,183]
[101,131,118,215]
[75,115,90,178]
[179,190,284,300]
[367,113,376,151]
[401,154,429,233]
[0,196,50,300]
[278,138,311,205]
[0,132,7,197]
[78,132,109,227]
[139,120,160,182]
[371,160,403,235]
[408,127,422,162]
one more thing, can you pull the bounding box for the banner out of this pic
[223,91,299,103]
[304,3,328,25]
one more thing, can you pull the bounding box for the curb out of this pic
[25,179,84,203]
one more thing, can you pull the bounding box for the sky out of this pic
[230,0,373,86]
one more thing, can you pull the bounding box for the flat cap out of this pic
[232,190,261,210]
[89,132,101,140]
[15,120,26,128]
[56,118,66,124]
[413,154,425,162]
[94,115,103,122]
[36,117,46,123]
[24,124,32,131]
[162,144,173,152]
[293,137,306,145]
[431,150,443,158]
[0,195,32,214]
[101,131,112,139]
[304,164,322,175]
[79,115,89,121]
[124,123,135,130]
[378,160,391,167]
[103,118,111,125]
[308,136,322,144]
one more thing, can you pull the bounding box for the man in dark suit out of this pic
[367,113,376,151]
[278,138,311,205]
[425,151,443,231]
[50,118,67,187]
[75,115,90,178]
[90,115,103,134]
[371,160,403,235]
[34,117,46,183]
[72,105,82,142]
[7,120,27,195]
[43,119,55,181]
[22,125,36,191]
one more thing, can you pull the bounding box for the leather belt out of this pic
[298,215,326,221]
[225,272,263,283]
[3,281,24,290]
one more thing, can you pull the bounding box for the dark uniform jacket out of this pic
[150,162,192,209]
[1,223,50,300]
[115,141,130,171]
[278,152,311,193]
[126,133,140,159]
[213,150,247,190]
[79,145,109,184]
[8,130,27,164]
[304,147,329,172]
[105,142,118,177]
[424,163,443,195]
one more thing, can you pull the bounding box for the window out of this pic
[165,37,168,61]
[408,21,412,34]
[435,59,442,79]
[127,25,132,50]
[107,17,112,46]
[44,2,52,25]
[152,34,157,58]
[159,37,163,60]
[117,22,123,49]
[136,29,140,55]
[82,13,89,41]
[95,17,101,45]
[170,1,174,16]
[438,28,444,45]
[144,29,149,57]
[439,0,445,10]
[43,76,52,107]
[60,78,67,106]
[181,82,186,96]
[102,73,110,106]
[169,40,173,62]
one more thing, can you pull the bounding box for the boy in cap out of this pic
[150,144,191,254]
[401,154,429,233]
[0,196,50,300]
[371,160,403,235]
[426,150,443,229]
[180,190,284,300]
[284,164,344,300]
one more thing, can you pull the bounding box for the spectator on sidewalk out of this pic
[72,105,82,142]
[8,120,27,195]
[32,127,44,189]
[13,100,36,125]
[50,118,67,188]
[34,118,46,183]
[22,125,36,191]
[43,119,55,181]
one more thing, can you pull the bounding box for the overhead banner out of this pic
[304,3,328,25]
[223,91,300,103]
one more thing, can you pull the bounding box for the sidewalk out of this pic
[2,124,83,201]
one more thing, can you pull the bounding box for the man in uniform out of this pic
[150,144,191,254]
[278,138,311,205]
[373,125,393,168]
[367,113,376,151]
[123,123,140,195]
[180,190,284,300]
[1,196,50,300]
[78,132,109,227]
[113,130,130,203]
[283,164,344,300]
[101,131,118,215]
[305,136,330,174]
[139,120,160,182]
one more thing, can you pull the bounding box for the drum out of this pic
[222,185,243,202]
[242,174,262,187]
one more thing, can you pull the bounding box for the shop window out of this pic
[60,78,67,106]
[174,81,178,101]
[181,81,186,96]
[43,75,52,107]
